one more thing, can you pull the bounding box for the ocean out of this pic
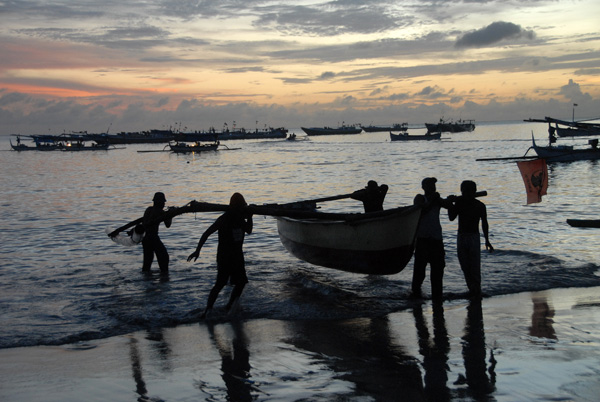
[2,121,600,350]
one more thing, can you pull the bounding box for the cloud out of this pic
[455,21,536,48]
[558,78,593,103]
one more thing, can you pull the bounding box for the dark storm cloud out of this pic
[455,21,536,48]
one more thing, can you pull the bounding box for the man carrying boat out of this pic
[187,193,253,318]
[351,180,388,212]
[411,177,452,301]
[142,192,172,274]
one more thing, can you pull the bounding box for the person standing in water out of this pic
[351,180,389,212]
[448,180,493,297]
[188,193,253,318]
[411,177,452,301]
[142,192,172,274]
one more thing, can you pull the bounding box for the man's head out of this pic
[153,192,166,206]
[460,180,477,197]
[421,177,437,193]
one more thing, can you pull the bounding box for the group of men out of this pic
[138,178,491,317]
[412,177,493,301]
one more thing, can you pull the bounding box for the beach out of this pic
[2,286,599,401]
[2,124,600,401]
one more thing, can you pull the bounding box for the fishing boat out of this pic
[275,205,422,275]
[62,140,111,151]
[87,129,177,145]
[301,125,362,136]
[168,141,219,153]
[362,123,408,133]
[10,135,65,151]
[217,127,288,140]
[390,131,441,141]
[525,116,600,138]
[425,118,475,133]
[529,134,600,162]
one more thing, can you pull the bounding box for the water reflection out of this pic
[128,336,149,401]
[458,299,496,399]
[289,316,424,400]
[207,320,254,401]
[529,295,557,340]
[412,302,451,401]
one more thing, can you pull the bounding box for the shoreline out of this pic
[1,286,600,401]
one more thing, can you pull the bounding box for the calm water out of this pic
[1,122,600,349]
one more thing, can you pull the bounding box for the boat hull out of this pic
[301,127,363,136]
[362,124,407,133]
[276,206,421,275]
[533,145,600,162]
[567,219,600,228]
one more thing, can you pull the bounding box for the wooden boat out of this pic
[301,125,362,136]
[168,141,219,153]
[275,205,422,275]
[566,219,600,228]
[10,136,64,151]
[425,118,475,133]
[218,127,288,140]
[62,140,111,151]
[525,117,600,138]
[390,131,441,141]
[362,123,408,133]
[87,129,177,144]
[529,134,600,162]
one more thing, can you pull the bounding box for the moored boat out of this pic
[275,205,422,275]
[87,129,177,144]
[390,131,441,141]
[425,118,475,133]
[362,123,408,133]
[10,135,65,151]
[301,125,362,136]
[168,141,219,153]
[525,116,600,138]
[62,141,111,151]
[529,134,600,162]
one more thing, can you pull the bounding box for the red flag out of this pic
[517,158,548,204]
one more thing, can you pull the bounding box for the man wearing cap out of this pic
[411,177,452,301]
[142,192,172,274]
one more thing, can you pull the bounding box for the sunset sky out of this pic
[1,0,599,134]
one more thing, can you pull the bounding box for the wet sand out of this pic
[1,286,599,401]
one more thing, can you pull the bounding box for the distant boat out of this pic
[62,141,111,151]
[525,116,600,138]
[87,129,177,145]
[168,141,219,153]
[390,131,441,141]
[10,135,65,151]
[529,134,600,162]
[361,123,408,133]
[425,118,475,133]
[301,125,362,136]
[276,205,421,275]
[217,127,288,140]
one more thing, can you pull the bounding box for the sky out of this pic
[1,0,599,134]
